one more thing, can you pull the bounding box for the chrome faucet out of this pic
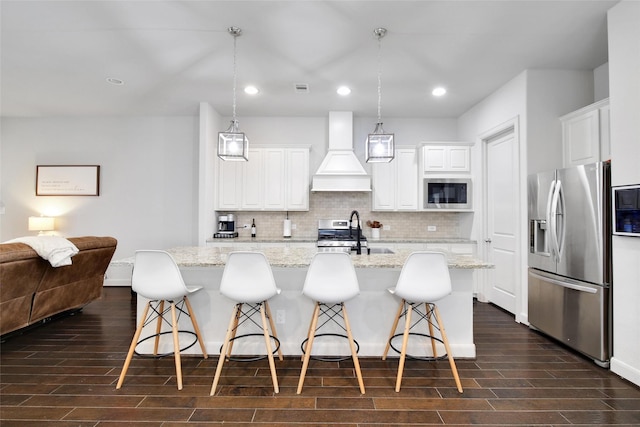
[349,210,362,255]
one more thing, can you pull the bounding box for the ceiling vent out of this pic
[294,83,309,93]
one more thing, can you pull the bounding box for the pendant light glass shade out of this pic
[366,122,394,162]
[366,27,394,163]
[218,120,249,161]
[218,26,249,161]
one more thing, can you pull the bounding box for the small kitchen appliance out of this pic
[316,219,368,254]
[613,184,640,236]
[423,178,472,209]
[214,214,238,238]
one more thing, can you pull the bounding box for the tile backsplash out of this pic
[221,192,470,240]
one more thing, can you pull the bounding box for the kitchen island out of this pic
[111,246,492,358]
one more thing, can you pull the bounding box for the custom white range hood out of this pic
[311,111,371,192]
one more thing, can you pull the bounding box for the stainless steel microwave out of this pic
[424,178,472,209]
[613,184,640,237]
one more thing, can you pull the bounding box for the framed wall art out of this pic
[36,165,100,196]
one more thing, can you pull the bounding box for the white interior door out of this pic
[484,129,519,314]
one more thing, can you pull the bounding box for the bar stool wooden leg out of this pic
[426,303,438,358]
[116,302,151,389]
[260,302,279,393]
[395,302,412,392]
[382,299,405,360]
[210,304,239,396]
[342,303,365,394]
[226,303,242,360]
[433,304,463,393]
[264,301,283,361]
[170,302,183,390]
[297,302,320,394]
[184,296,208,358]
[153,300,165,356]
[301,304,317,361]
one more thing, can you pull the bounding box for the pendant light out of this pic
[218,26,249,161]
[366,27,394,163]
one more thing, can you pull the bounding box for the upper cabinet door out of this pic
[448,146,471,172]
[286,148,310,211]
[263,149,286,210]
[372,147,418,211]
[216,159,244,210]
[560,98,610,167]
[422,143,470,173]
[371,160,395,210]
[396,148,418,210]
[562,109,600,167]
[217,146,310,212]
[242,148,265,209]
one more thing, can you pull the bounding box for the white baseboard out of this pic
[610,357,640,388]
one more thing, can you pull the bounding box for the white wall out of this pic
[594,62,610,101]
[608,0,640,387]
[457,69,596,324]
[198,103,222,245]
[1,113,458,259]
[0,116,199,261]
[457,72,527,320]
[526,69,594,174]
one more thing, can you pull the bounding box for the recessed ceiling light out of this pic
[106,77,124,85]
[337,86,351,96]
[432,87,447,97]
[244,85,259,95]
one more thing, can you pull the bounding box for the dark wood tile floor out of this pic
[1,287,639,426]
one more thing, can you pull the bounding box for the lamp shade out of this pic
[218,120,249,161]
[28,216,55,233]
[365,123,395,163]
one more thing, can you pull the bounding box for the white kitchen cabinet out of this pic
[285,148,310,211]
[241,148,265,209]
[422,143,471,174]
[372,147,418,211]
[560,98,610,167]
[216,159,244,210]
[216,146,309,211]
[263,149,286,209]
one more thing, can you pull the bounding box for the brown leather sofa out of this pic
[0,236,117,336]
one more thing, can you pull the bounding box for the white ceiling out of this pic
[0,0,617,118]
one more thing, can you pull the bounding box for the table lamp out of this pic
[28,216,55,235]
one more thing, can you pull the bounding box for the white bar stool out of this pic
[210,251,283,395]
[382,251,463,393]
[116,250,208,390]
[297,252,365,394]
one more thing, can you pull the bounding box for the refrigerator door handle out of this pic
[529,271,598,294]
[553,180,566,258]
[548,180,560,262]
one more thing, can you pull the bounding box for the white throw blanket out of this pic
[6,236,79,267]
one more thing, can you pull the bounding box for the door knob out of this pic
[484,238,492,243]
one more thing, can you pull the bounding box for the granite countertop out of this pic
[206,237,476,244]
[112,246,493,269]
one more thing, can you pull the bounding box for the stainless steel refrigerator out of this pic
[528,161,612,367]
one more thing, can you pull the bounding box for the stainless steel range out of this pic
[317,219,368,254]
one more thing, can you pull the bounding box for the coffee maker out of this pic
[214,214,238,238]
